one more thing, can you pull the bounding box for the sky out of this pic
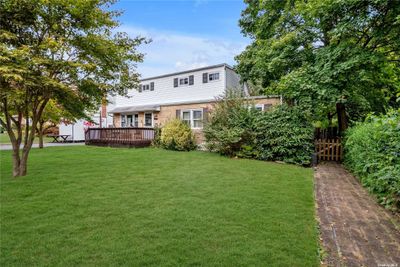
[112,0,250,78]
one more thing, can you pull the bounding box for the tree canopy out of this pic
[235,0,400,130]
[0,0,146,176]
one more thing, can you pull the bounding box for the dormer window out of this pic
[174,75,194,87]
[209,72,219,81]
[139,82,154,92]
[179,77,189,85]
[202,72,220,83]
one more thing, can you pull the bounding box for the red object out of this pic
[101,104,107,118]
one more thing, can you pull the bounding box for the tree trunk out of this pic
[38,122,44,149]
[15,132,35,177]
[2,97,49,177]
[336,102,348,135]
[11,146,21,177]
[10,147,31,177]
[18,148,30,176]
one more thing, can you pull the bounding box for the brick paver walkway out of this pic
[315,162,400,267]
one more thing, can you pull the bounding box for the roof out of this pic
[140,63,234,82]
[109,104,160,114]
[108,95,282,113]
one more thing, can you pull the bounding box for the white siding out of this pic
[115,66,227,107]
[225,67,242,92]
[59,120,86,141]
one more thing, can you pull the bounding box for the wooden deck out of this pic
[85,127,155,147]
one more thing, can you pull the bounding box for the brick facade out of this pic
[113,96,281,143]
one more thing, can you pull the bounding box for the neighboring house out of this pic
[109,63,281,142]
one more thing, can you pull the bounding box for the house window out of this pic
[209,72,219,81]
[193,110,203,128]
[140,82,154,92]
[144,113,153,127]
[134,114,139,127]
[175,75,193,87]
[179,77,189,86]
[121,115,126,127]
[182,111,191,126]
[126,114,133,127]
[121,114,137,127]
[181,109,203,129]
[255,104,263,111]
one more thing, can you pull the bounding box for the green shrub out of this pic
[204,94,314,165]
[151,125,162,147]
[344,110,400,211]
[160,119,196,151]
[203,94,255,156]
[254,105,314,165]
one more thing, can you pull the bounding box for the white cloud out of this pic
[118,25,248,78]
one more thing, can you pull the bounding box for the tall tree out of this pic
[0,0,146,177]
[236,0,400,132]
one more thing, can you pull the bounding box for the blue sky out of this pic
[112,0,249,78]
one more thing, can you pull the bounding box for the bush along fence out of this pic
[344,110,400,212]
[204,99,315,166]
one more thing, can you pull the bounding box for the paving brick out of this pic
[315,162,400,267]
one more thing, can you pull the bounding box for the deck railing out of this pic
[85,127,155,147]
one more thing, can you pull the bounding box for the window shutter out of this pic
[189,75,194,85]
[264,104,272,111]
[174,78,178,87]
[139,85,142,92]
[176,109,181,119]
[150,82,154,91]
[202,73,208,83]
[203,72,208,83]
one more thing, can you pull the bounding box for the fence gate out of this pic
[315,138,343,162]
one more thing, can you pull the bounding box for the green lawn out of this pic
[0,133,53,144]
[0,146,318,266]
[0,133,11,144]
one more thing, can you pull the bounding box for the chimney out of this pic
[101,103,107,118]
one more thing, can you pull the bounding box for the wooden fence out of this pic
[85,127,155,147]
[315,138,343,162]
[314,127,340,139]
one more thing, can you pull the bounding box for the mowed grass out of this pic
[0,146,318,266]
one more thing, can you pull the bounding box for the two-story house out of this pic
[109,63,281,141]
[59,64,281,142]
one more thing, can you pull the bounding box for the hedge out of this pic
[344,110,400,211]
[204,96,314,166]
